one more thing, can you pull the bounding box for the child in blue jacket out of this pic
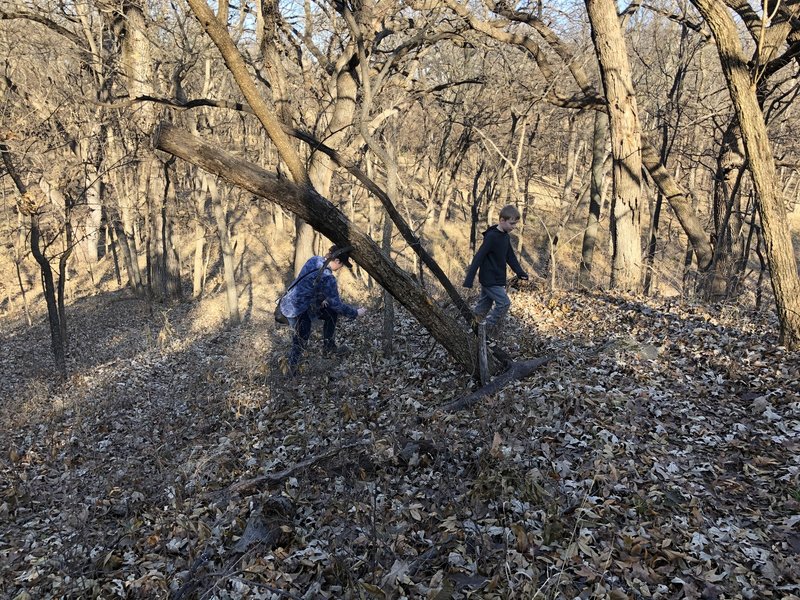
[279,245,367,374]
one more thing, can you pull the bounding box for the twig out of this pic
[171,548,214,600]
[228,440,370,494]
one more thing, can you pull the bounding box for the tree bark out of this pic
[209,177,240,324]
[84,162,103,263]
[192,172,209,299]
[163,161,183,300]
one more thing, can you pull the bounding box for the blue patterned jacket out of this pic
[279,256,358,319]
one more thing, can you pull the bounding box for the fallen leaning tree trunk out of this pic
[153,122,490,374]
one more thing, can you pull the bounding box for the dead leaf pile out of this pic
[0,288,798,599]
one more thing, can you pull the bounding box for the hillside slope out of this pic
[0,287,798,599]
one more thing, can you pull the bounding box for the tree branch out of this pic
[443,356,555,411]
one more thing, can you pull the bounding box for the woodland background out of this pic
[1,0,799,598]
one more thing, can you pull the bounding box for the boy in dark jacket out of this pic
[463,205,528,333]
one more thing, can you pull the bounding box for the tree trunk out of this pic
[192,175,208,299]
[84,163,104,264]
[382,182,396,357]
[209,177,240,325]
[106,129,145,295]
[163,160,183,300]
[579,109,608,289]
[692,0,800,349]
[107,212,123,286]
[469,163,487,252]
[111,0,155,296]
[294,62,359,274]
[147,157,167,300]
[561,114,579,207]
[154,123,488,373]
[39,181,75,353]
[437,188,455,229]
[293,219,316,276]
[707,121,746,297]
[585,0,644,292]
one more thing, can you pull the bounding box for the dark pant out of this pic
[288,306,338,370]
[474,285,511,331]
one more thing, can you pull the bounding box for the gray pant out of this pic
[473,285,511,330]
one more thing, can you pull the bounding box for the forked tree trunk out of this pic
[585,0,644,292]
[692,0,800,349]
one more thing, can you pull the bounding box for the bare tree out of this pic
[1,144,67,378]
[585,0,644,291]
[691,0,800,349]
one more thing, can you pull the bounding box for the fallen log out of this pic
[443,356,555,412]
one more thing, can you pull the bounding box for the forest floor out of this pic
[0,284,798,600]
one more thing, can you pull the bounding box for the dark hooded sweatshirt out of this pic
[463,226,527,288]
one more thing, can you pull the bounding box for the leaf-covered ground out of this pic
[0,287,798,599]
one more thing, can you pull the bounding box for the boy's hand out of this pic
[357,307,367,317]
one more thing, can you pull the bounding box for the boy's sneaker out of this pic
[323,345,350,358]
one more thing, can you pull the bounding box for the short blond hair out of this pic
[499,204,520,221]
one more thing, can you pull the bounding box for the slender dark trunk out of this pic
[1,144,66,378]
[107,211,123,286]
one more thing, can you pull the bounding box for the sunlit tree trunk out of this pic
[208,176,240,324]
[585,0,643,292]
[192,170,209,299]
